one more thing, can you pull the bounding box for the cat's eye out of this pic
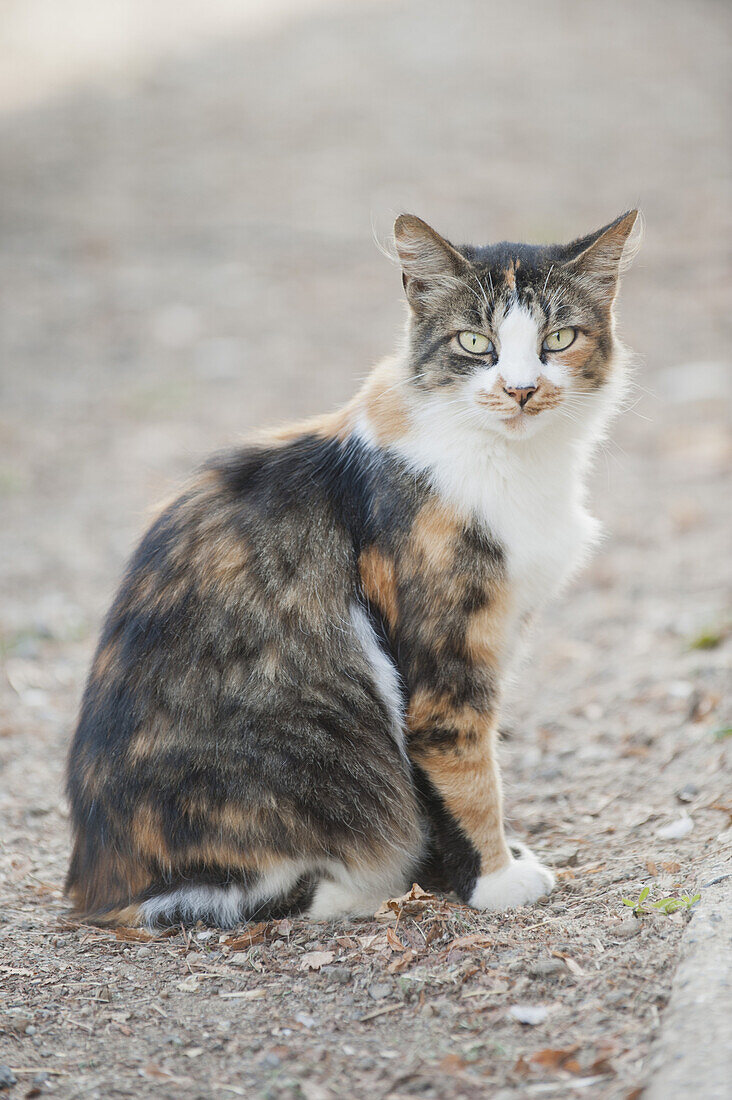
[458,331,493,354]
[543,327,576,352]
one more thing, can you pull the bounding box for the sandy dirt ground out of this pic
[1,1,730,1097]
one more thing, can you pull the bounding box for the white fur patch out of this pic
[387,400,600,627]
[495,306,543,388]
[470,850,555,910]
[139,883,248,928]
[349,603,407,759]
[308,859,411,921]
[139,862,309,929]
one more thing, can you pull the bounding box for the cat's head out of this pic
[393,212,640,441]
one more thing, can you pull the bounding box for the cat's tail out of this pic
[67,873,317,929]
[65,830,316,929]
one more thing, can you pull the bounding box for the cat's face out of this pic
[394,212,639,440]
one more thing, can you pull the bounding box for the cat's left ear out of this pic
[563,210,642,307]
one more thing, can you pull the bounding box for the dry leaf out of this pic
[529,1046,582,1073]
[374,883,436,923]
[446,932,493,951]
[224,922,269,950]
[387,948,415,974]
[140,1063,191,1086]
[115,927,155,943]
[386,928,406,952]
[645,860,658,876]
[437,1054,467,1073]
[299,950,334,971]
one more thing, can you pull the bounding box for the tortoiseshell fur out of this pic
[66,211,639,926]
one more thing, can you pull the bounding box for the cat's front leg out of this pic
[469,840,555,910]
[409,704,554,910]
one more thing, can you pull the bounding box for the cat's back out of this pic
[69,431,373,765]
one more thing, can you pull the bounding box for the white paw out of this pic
[469,852,555,911]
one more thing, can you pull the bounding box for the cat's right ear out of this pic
[393,215,469,310]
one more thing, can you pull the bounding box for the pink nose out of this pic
[503,385,537,407]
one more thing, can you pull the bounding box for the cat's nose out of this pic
[503,385,537,408]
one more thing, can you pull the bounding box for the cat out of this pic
[65,210,639,928]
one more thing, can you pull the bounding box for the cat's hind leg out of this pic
[308,850,419,921]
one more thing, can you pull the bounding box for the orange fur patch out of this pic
[412,738,510,875]
[408,499,462,574]
[359,360,410,445]
[131,805,169,862]
[556,333,604,390]
[67,842,153,920]
[93,640,121,684]
[407,690,493,742]
[359,546,399,627]
[464,588,510,671]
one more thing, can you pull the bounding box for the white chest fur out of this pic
[385,401,602,624]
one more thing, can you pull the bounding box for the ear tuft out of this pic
[393,214,469,308]
[565,210,642,305]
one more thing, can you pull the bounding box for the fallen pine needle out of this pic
[359,1003,407,1023]
[9,1068,69,1076]
[219,989,267,1000]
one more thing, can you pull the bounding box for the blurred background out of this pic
[0,0,730,861]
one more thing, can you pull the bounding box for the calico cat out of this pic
[65,210,639,927]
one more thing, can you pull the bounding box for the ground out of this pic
[0,1,730,1097]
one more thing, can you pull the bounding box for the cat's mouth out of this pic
[501,409,530,428]
[497,406,551,436]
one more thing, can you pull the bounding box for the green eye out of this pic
[458,331,493,354]
[543,327,576,352]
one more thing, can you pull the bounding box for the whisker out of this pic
[541,264,555,297]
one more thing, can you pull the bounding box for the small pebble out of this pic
[528,958,565,979]
[605,990,630,1007]
[508,1004,549,1026]
[615,917,641,939]
[656,816,694,840]
[368,982,392,1001]
[677,783,698,803]
[328,966,351,985]
[0,1065,17,1089]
